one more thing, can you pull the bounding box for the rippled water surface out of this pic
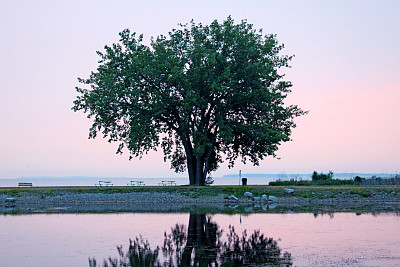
[1,212,400,266]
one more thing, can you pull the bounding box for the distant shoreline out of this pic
[223,173,399,178]
[5,172,398,180]
[2,174,399,188]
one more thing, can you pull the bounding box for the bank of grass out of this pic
[269,179,355,186]
[1,185,399,199]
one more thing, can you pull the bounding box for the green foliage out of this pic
[73,16,306,185]
[312,171,334,181]
[2,188,23,197]
[349,189,372,198]
[329,192,338,198]
[269,178,354,186]
[354,176,363,185]
[299,192,312,198]
[221,185,252,196]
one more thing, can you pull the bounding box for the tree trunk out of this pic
[186,213,218,265]
[182,135,214,186]
[181,135,197,185]
[196,214,205,246]
[187,156,196,185]
[201,143,214,185]
[195,155,203,186]
[181,213,196,265]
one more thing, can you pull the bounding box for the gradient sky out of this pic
[1,0,399,179]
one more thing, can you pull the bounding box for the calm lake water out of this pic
[0,177,278,187]
[1,212,399,266]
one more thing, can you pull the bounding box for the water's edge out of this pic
[2,191,400,215]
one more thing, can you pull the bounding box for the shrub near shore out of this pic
[269,179,355,186]
[269,171,354,186]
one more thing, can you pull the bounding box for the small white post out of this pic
[239,170,241,185]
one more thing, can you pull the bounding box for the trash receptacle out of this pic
[242,178,247,186]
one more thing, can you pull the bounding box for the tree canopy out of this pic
[73,16,307,185]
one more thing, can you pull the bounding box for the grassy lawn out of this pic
[1,185,399,198]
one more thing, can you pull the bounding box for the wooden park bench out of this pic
[18,182,32,187]
[158,180,176,186]
[95,181,113,187]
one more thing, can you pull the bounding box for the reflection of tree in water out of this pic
[89,213,292,267]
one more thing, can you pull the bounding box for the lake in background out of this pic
[1,212,399,266]
[1,173,394,187]
[0,176,275,187]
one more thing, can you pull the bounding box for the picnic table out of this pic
[127,181,145,186]
[95,181,113,187]
[159,180,176,186]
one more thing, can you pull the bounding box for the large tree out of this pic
[73,17,306,185]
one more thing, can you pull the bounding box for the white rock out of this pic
[228,195,239,201]
[268,195,278,201]
[261,194,268,202]
[284,188,295,194]
[243,192,254,198]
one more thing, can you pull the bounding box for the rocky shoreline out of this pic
[2,189,400,214]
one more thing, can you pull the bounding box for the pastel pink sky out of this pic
[0,1,399,179]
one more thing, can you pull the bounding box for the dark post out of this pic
[242,178,247,186]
